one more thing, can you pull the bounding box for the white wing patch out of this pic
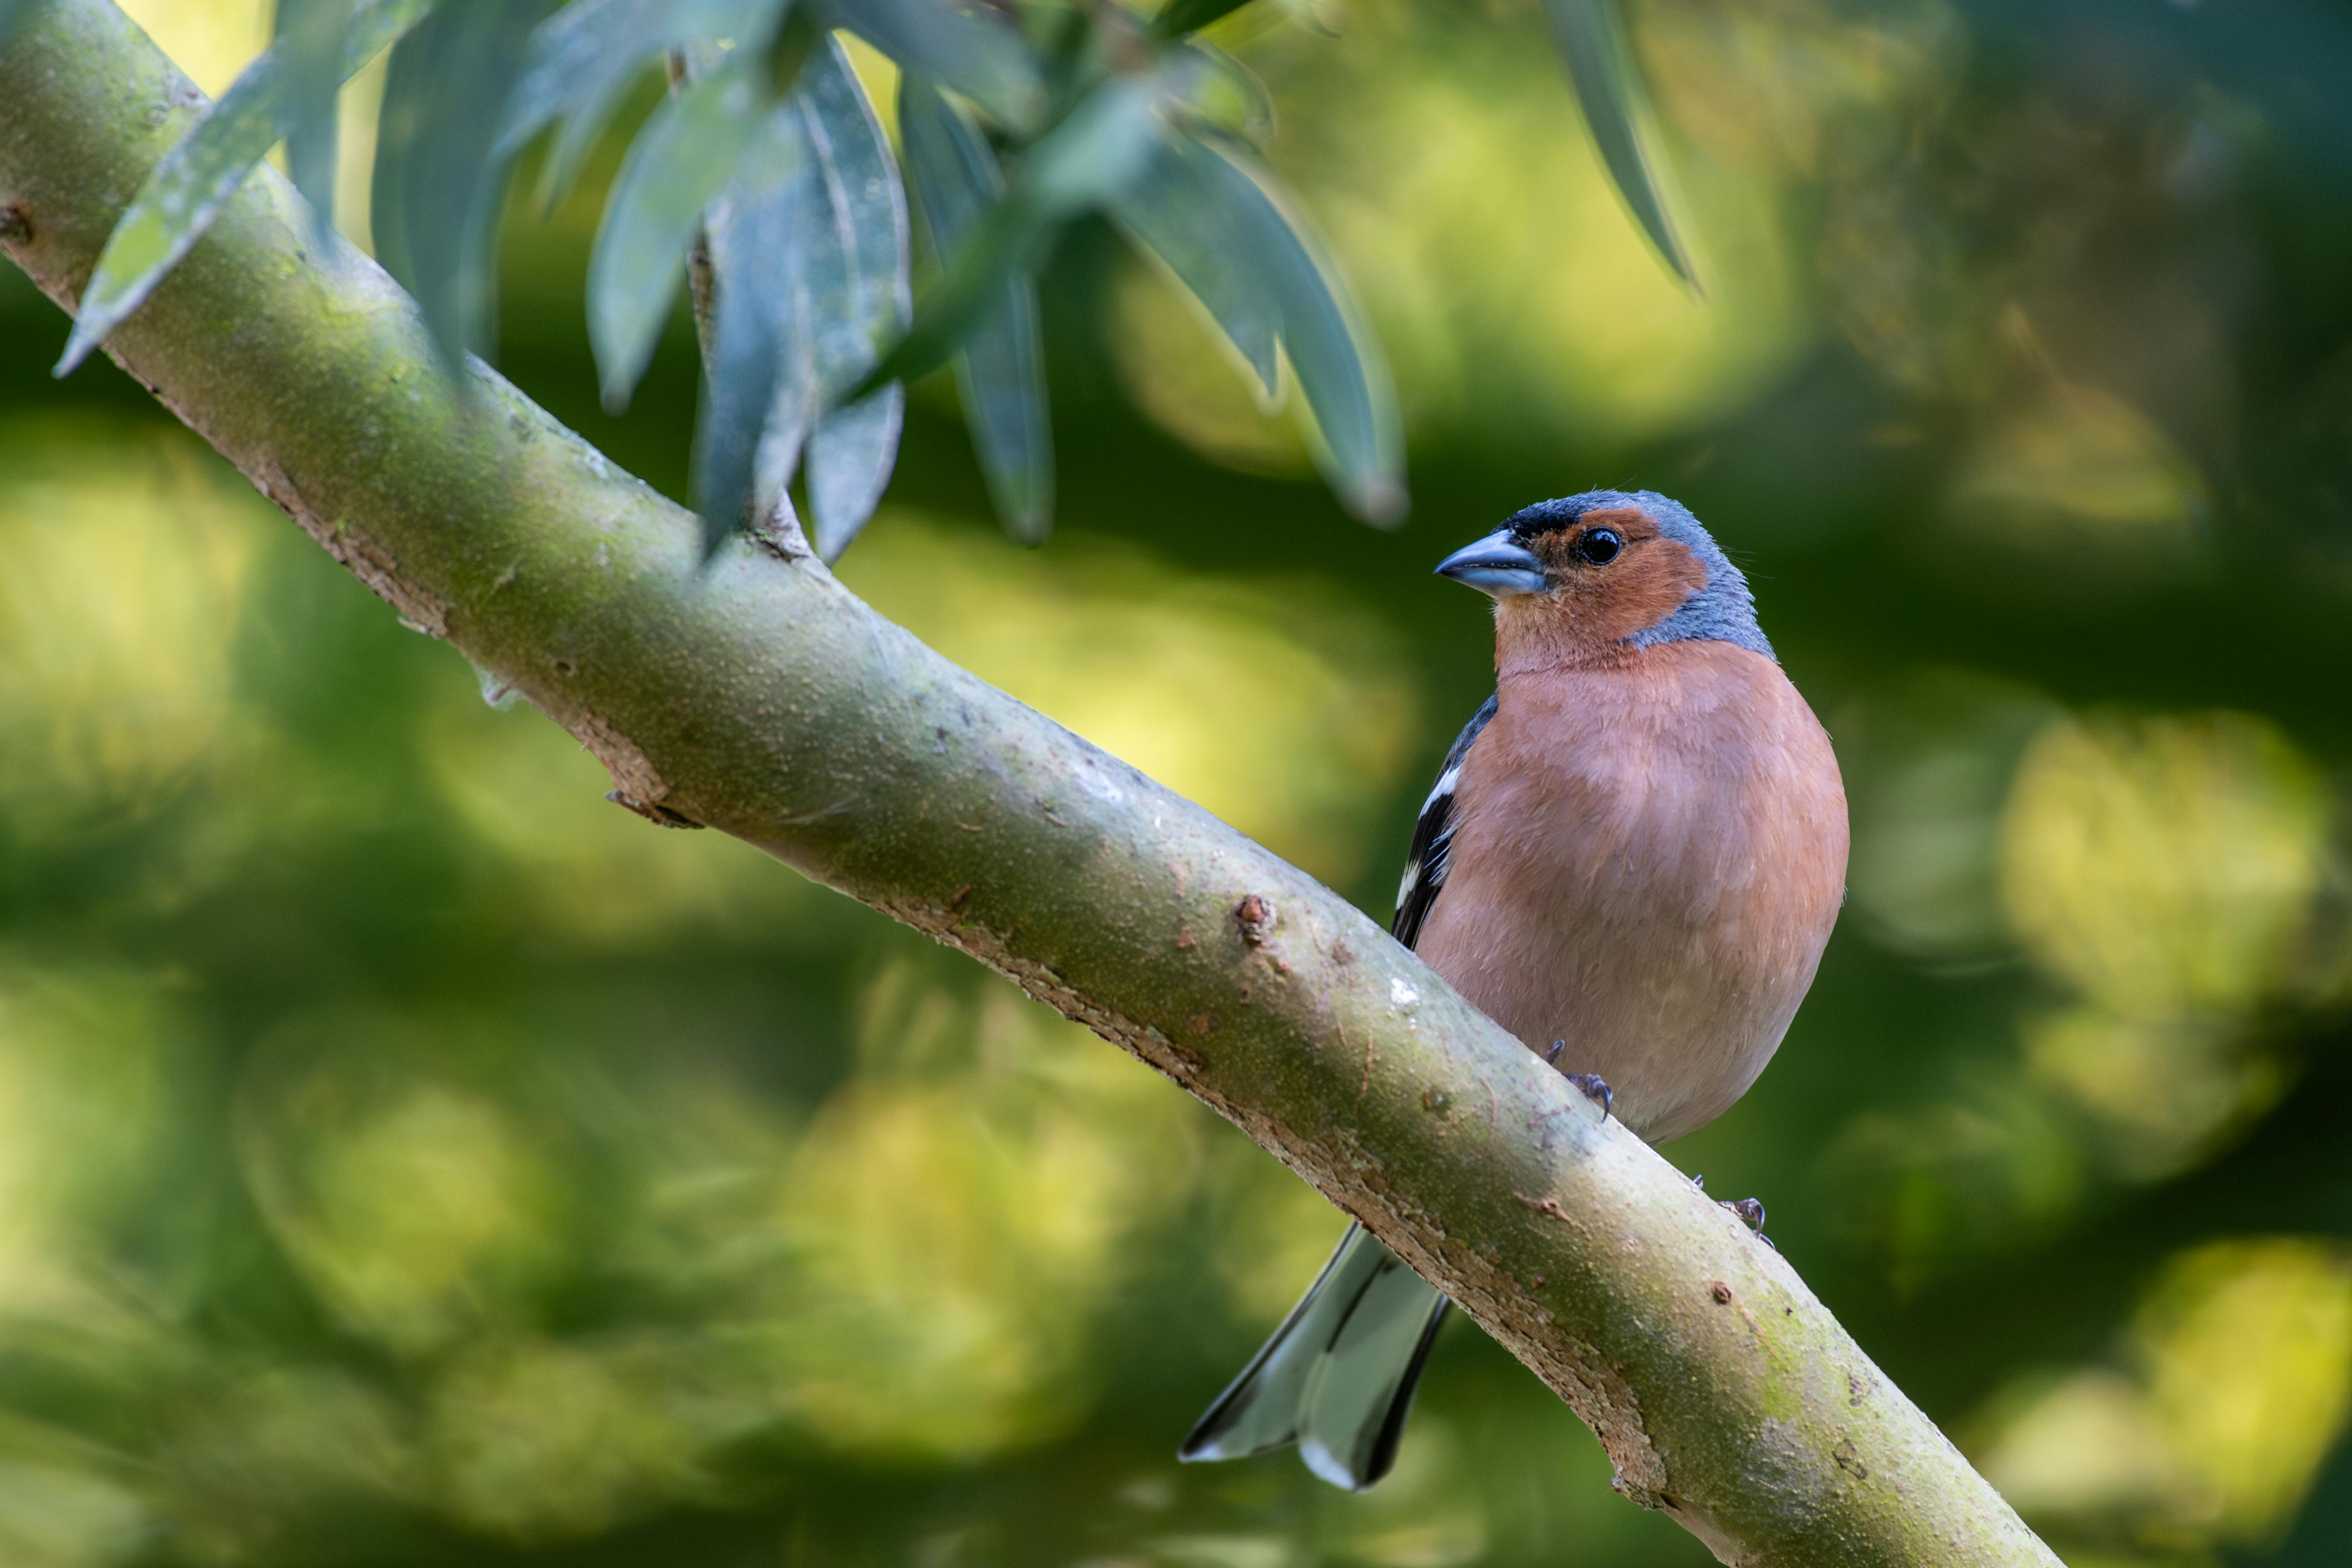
[1419,763,1462,816]
[1390,694,1497,950]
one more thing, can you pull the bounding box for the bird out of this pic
[1176,490,1849,1491]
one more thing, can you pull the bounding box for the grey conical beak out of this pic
[1434,530,1547,598]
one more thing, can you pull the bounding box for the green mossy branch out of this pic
[0,5,2056,1563]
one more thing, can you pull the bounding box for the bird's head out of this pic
[1435,490,1773,669]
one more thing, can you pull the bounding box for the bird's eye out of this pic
[1576,528,1623,565]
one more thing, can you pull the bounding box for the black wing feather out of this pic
[1391,694,1496,950]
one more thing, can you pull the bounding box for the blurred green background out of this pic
[7,0,2352,1564]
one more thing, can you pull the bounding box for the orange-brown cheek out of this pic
[1587,543,1707,642]
[1492,539,1709,670]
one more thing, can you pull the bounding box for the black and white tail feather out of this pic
[1178,695,1497,1491]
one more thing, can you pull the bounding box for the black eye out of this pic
[1575,528,1623,564]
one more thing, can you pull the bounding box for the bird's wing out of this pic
[1391,693,1497,950]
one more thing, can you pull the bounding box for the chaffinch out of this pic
[1179,491,1850,1490]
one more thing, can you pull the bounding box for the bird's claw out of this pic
[1564,1072,1612,1122]
[1541,1043,1614,1122]
[1719,1196,1777,1250]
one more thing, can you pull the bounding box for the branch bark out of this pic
[0,5,2058,1563]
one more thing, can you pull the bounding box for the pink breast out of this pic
[1412,642,1848,1143]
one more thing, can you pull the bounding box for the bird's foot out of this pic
[1719,1196,1777,1250]
[1565,1073,1613,1122]
[1542,1045,1614,1122]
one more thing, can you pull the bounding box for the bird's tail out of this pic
[1177,1222,1449,1491]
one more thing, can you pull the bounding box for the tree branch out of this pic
[0,5,2057,1563]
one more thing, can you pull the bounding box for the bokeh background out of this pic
[6,0,2352,1564]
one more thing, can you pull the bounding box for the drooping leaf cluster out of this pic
[44,0,1696,560]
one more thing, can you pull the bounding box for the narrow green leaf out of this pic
[795,44,910,561]
[273,0,358,236]
[900,72,1051,543]
[695,106,806,555]
[1108,135,1278,397]
[684,41,908,558]
[1150,134,1403,523]
[824,0,1043,131]
[56,0,435,376]
[1020,73,1172,212]
[1538,0,1699,291]
[372,0,557,372]
[1150,0,1252,42]
[1177,40,1277,150]
[586,57,767,411]
[852,69,1163,398]
[849,196,1040,398]
[499,0,784,212]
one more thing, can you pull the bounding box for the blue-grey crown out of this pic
[1503,490,1774,661]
